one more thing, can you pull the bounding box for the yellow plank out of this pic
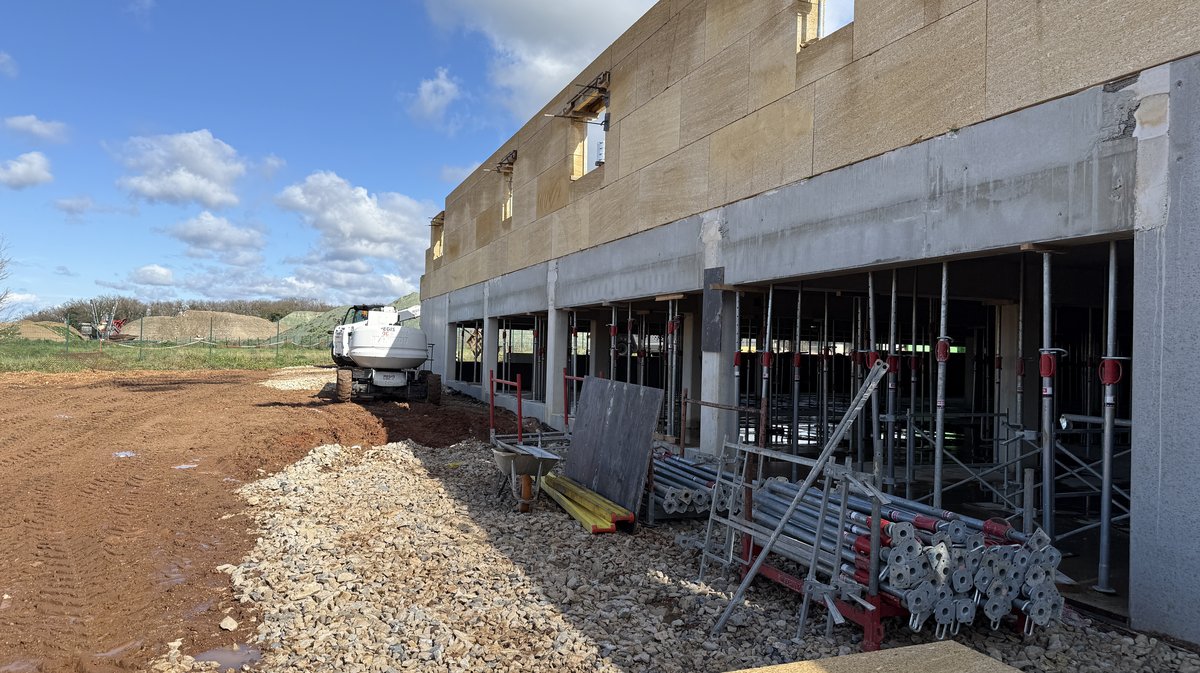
[544,475,635,523]
[541,478,615,534]
[728,641,1018,673]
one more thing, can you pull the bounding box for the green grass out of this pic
[0,337,333,373]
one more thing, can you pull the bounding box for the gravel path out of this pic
[151,440,1200,673]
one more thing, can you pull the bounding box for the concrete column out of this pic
[700,268,736,456]
[687,309,704,441]
[591,316,611,378]
[1130,56,1195,643]
[544,307,569,429]
[482,316,499,390]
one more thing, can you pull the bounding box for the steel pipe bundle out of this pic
[650,456,737,516]
[752,477,1065,639]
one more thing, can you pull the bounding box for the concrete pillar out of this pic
[544,307,569,429]
[700,268,736,456]
[482,316,499,390]
[442,320,457,380]
[686,309,703,442]
[591,316,611,378]
[1130,56,1196,643]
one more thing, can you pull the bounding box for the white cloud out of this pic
[55,195,95,216]
[4,115,68,143]
[439,162,481,184]
[171,264,414,306]
[276,171,434,268]
[409,67,462,126]
[54,265,76,277]
[275,171,434,303]
[54,195,137,220]
[425,0,656,120]
[7,292,37,305]
[0,152,53,189]
[168,211,265,267]
[0,52,17,79]
[116,129,246,209]
[260,154,286,179]
[130,264,175,286]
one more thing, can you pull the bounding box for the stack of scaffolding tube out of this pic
[650,456,737,516]
[753,478,1065,639]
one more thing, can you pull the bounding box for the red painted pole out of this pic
[489,369,496,439]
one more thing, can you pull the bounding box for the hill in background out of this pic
[278,293,421,346]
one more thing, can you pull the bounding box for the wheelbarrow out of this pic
[492,443,561,513]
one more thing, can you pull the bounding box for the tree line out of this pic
[22,294,337,324]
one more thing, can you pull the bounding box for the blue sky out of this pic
[0,0,853,314]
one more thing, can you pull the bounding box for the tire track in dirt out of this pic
[0,369,388,672]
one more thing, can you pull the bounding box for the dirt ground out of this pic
[0,367,513,672]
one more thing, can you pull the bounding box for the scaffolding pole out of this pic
[868,273,882,487]
[886,270,898,493]
[792,285,803,481]
[933,262,949,510]
[1095,241,1120,594]
[1040,252,1056,539]
[906,271,918,500]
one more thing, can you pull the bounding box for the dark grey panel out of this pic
[702,267,725,353]
[563,376,664,513]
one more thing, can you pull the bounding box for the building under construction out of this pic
[420,0,1200,645]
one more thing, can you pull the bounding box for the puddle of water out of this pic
[93,639,142,658]
[156,558,192,588]
[113,451,136,458]
[194,644,261,670]
[185,599,215,618]
[173,464,198,470]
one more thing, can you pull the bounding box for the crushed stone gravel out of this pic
[149,440,1200,673]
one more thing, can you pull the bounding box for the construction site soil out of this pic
[0,368,514,672]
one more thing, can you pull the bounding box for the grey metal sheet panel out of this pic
[563,376,664,513]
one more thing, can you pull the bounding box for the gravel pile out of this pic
[150,440,1200,673]
[260,367,335,392]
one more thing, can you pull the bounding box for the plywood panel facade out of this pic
[852,0,926,58]
[813,3,986,174]
[986,0,1200,115]
[423,0,1200,300]
[680,36,749,145]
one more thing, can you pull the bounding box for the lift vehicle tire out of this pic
[426,374,442,405]
[336,367,352,403]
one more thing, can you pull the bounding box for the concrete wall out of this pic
[1130,54,1198,643]
[422,0,1200,301]
[426,69,1143,400]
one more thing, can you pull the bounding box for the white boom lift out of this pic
[331,304,440,404]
